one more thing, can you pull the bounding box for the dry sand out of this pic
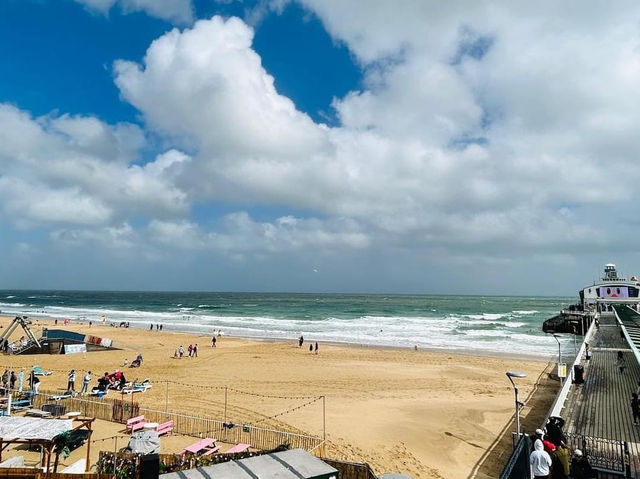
[0,316,558,478]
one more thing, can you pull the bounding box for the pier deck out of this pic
[560,312,640,477]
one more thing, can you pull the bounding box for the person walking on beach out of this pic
[315,342,318,354]
[9,371,16,390]
[632,393,640,426]
[81,371,91,394]
[17,369,24,392]
[28,368,39,393]
[309,344,313,353]
[1,370,8,389]
[179,345,184,358]
[212,335,217,348]
[530,439,552,479]
[160,324,163,331]
[193,343,198,357]
[188,344,193,357]
[67,369,76,392]
[299,335,304,348]
[149,324,153,331]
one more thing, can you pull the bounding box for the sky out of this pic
[1,0,640,295]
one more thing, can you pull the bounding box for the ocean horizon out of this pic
[0,290,576,357]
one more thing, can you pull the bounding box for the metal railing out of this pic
[499,434,531,479]
[564,433,629,476]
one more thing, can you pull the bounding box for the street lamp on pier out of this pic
[506,371,527,444]
[553,334,563,386]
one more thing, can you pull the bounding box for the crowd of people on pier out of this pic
[529,419,594,479]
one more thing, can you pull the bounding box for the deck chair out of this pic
[33,365,52,376]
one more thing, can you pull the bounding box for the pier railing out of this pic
[499,435,531,479]
[564,433,629,477]
[544,317,597,422]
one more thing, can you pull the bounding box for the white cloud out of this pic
[148,213,370,254]
[74,0,193,24]
[110,11,640,261]
[0,104,191,227]
[7,4,640,291]
[114,16,327,158]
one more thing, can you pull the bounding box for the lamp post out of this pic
[506,371,527,444]
[553,334,563,386]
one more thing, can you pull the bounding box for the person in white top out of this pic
[530,438,552,478]
[81,371,91,394]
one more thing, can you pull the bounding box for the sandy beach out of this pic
[0,316,558,478]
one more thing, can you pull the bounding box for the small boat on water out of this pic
[543,263,640,334]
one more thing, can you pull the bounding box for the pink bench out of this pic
[126,415,146,433]
[224,443,250,454]
[156,420,174,436]
[201,445,221,457]
[183,438,216,456]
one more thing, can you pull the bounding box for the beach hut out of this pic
[0,415,95,472]
[159,449,338,479]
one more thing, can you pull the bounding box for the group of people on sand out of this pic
[1,367,40,394]
[298,335,319,354]
[529,423,594,479]
[149,323,164,331]
[174,344,198,358]
[1,369,21,391]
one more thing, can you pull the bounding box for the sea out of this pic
[0,291,577,358]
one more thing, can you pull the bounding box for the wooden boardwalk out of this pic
[561,313,640,477]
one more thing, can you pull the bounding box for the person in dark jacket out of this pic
[571,449,594,479]
[632,392,640,426]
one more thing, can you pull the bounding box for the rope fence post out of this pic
[165,380,169,419]
[224,386,228,423]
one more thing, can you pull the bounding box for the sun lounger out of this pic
[49,393,73,400]
[224,443,250,454]
[183,438,216,455]
[156,420,174,436]
[25,409,51,418]
[126,415,146,433]
[33,365,52,376]
[10,399,31,411]
[122,384,150,394]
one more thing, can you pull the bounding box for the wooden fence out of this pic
[32,391,324,454]
[0,469,113,479]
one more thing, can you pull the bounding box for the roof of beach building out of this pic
[159,449,338,479]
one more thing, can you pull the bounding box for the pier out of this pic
[501,304,640,478]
